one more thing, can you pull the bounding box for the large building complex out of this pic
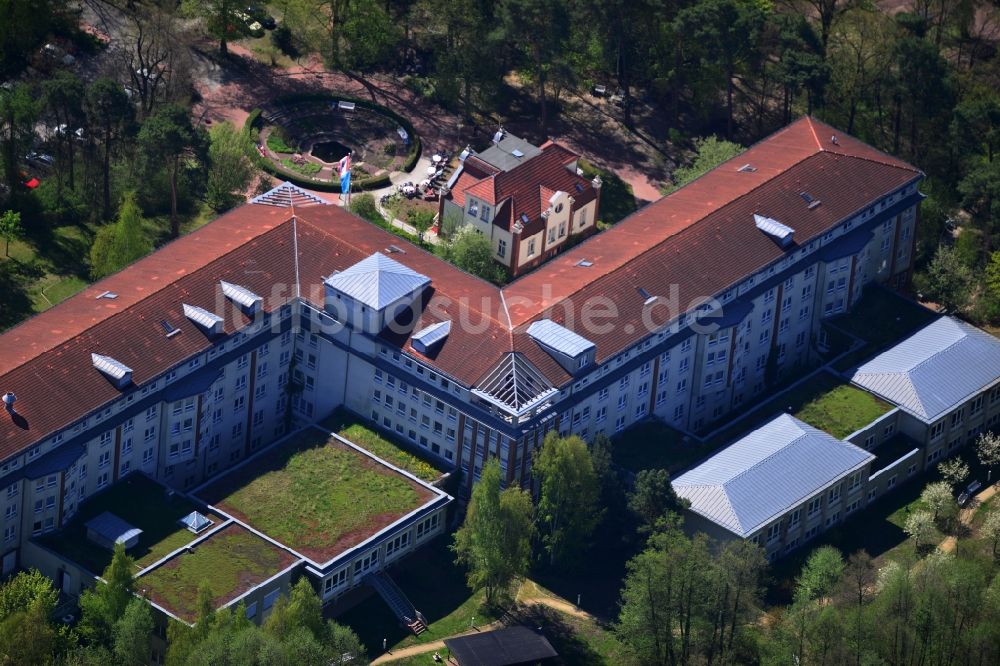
[0,117,924,586]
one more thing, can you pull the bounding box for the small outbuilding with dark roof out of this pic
[444,626,558,666]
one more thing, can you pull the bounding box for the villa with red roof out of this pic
[440,131,601,276]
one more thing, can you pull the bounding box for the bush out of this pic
[348,194,386,226]
[266,131,295,154]
[271,24,297,58]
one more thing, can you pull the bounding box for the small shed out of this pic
[84,512,143,551]
[444,626,558,666]
[178,511,214,534]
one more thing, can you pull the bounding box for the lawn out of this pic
[792,382,893,438]
[321,409,446,482]
[578,158,637,222]
[38,474,226,574]
[336,535,502,658]
[610,419,704,473]
[138,524,296,622]
[196,428,435,562]
[828,286,938,352]
[280,158,323,176]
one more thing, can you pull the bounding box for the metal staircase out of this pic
[367,571,426,635]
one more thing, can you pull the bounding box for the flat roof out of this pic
[137,523,297,623]
[38,474,227,574]
[194,427,446,565]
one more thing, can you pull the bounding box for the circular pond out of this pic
[311,140,352,164]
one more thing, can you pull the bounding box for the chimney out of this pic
[591,175,603,190]
[2,392,15,413]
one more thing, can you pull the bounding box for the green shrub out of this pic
[266,131,295,154]
[279,158,322,176]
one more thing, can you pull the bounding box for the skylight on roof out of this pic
[575,182,585,193]
[577,259,593,267]
[183,303,224,336]
[91,353,133,388]
[95,291,118,300]
[512,149,524,158]
[160,320,181,338]
[754,214,795,248]
[738,164,757,172]
[520,213,529,224]
[637,287,657,305]
[220,281,263,314]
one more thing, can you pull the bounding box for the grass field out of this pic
[38,474,226,574]
[793,382,893,438]
[196,428,434,561]
[138,524,296,622]
[321,410,445,482]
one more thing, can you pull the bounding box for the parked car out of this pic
[25,152,54,171]
[246,6,276,29]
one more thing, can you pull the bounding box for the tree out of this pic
[982,508,1000,557]
[0,210,21,258]
[903,509,936,551]
[452,459,534,605]
[206,122,256,212]
[914,245,973,312]
[920,480,957,525]
[628,468,685,532]
[0,601,59,665]
[795,546,845,603]
[499,0,569,128]
[438,226,507,284]
[43,70,85,191]
[90,193,152,279]
[78,542,137,646]
[534,432,600,566]
[86,78,132,220]
[113,597,154,666]
[0,82,38,194]
[669,137,744,190]
[138,103,204,237]
[0,569,58,621]
[977,430,1000,481]
[938,456,970,489]
[181,0,242,55]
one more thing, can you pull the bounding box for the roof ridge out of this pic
[722,428,811,487]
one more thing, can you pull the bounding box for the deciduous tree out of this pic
[206,121,255,212]
[938,456,970,489]
[0,210,22,258]
[138,103,204,237]
[90,192,152,279]
[534,432,600,566]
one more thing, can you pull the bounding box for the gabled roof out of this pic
[182,303,224,333]
[850,317,1000,422]
[444,626,558,666]
[91,353,132,382]
[219,280,263,312]
[411,320,451,354]
[324,252,431,310]
[673,414,874,538]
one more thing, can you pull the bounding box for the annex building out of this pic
[0,117,927,597]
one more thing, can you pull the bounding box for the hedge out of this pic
[244,93,422,193]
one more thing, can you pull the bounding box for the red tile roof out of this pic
[0,117,921,462]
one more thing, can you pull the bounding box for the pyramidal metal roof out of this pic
[250,181,329,208]
[673,414,874,538]
[412,320,451,354]
[850,317,1000,423]
[324,252,431,310]
[471,352,558,417]
[178,510,214,533]
[527,319,595,358]
[91,353,133,382]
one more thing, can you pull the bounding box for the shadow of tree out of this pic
[0,259,38,331]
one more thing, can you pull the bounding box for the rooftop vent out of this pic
[182,303,224,337]
[738,164,757,173]
[160,320,181,338]
[95,291,118,300]
[577,259,593,267]
[492,129,504,145]
[459,146,471,162]
[637,287,657,305]
[91,353,133,388]
[412,320,451,355]
[220,280,263,316]
[386,244,406,254]
[2,392,15,412]
[754,214,795,248]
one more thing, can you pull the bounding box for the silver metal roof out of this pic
[220,280,263,311]
[250,181,329,208]
[527,319,595,358]
[182,303,224,332]
[412,320,451,354]
[673,414,874,538]
[476,133,542,172]
[91,353,132,381]
[472,352,558,417]
[324,252,431,311]
[85,511,143,546]
[850,317,1000,423]
[754,214,794,244]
